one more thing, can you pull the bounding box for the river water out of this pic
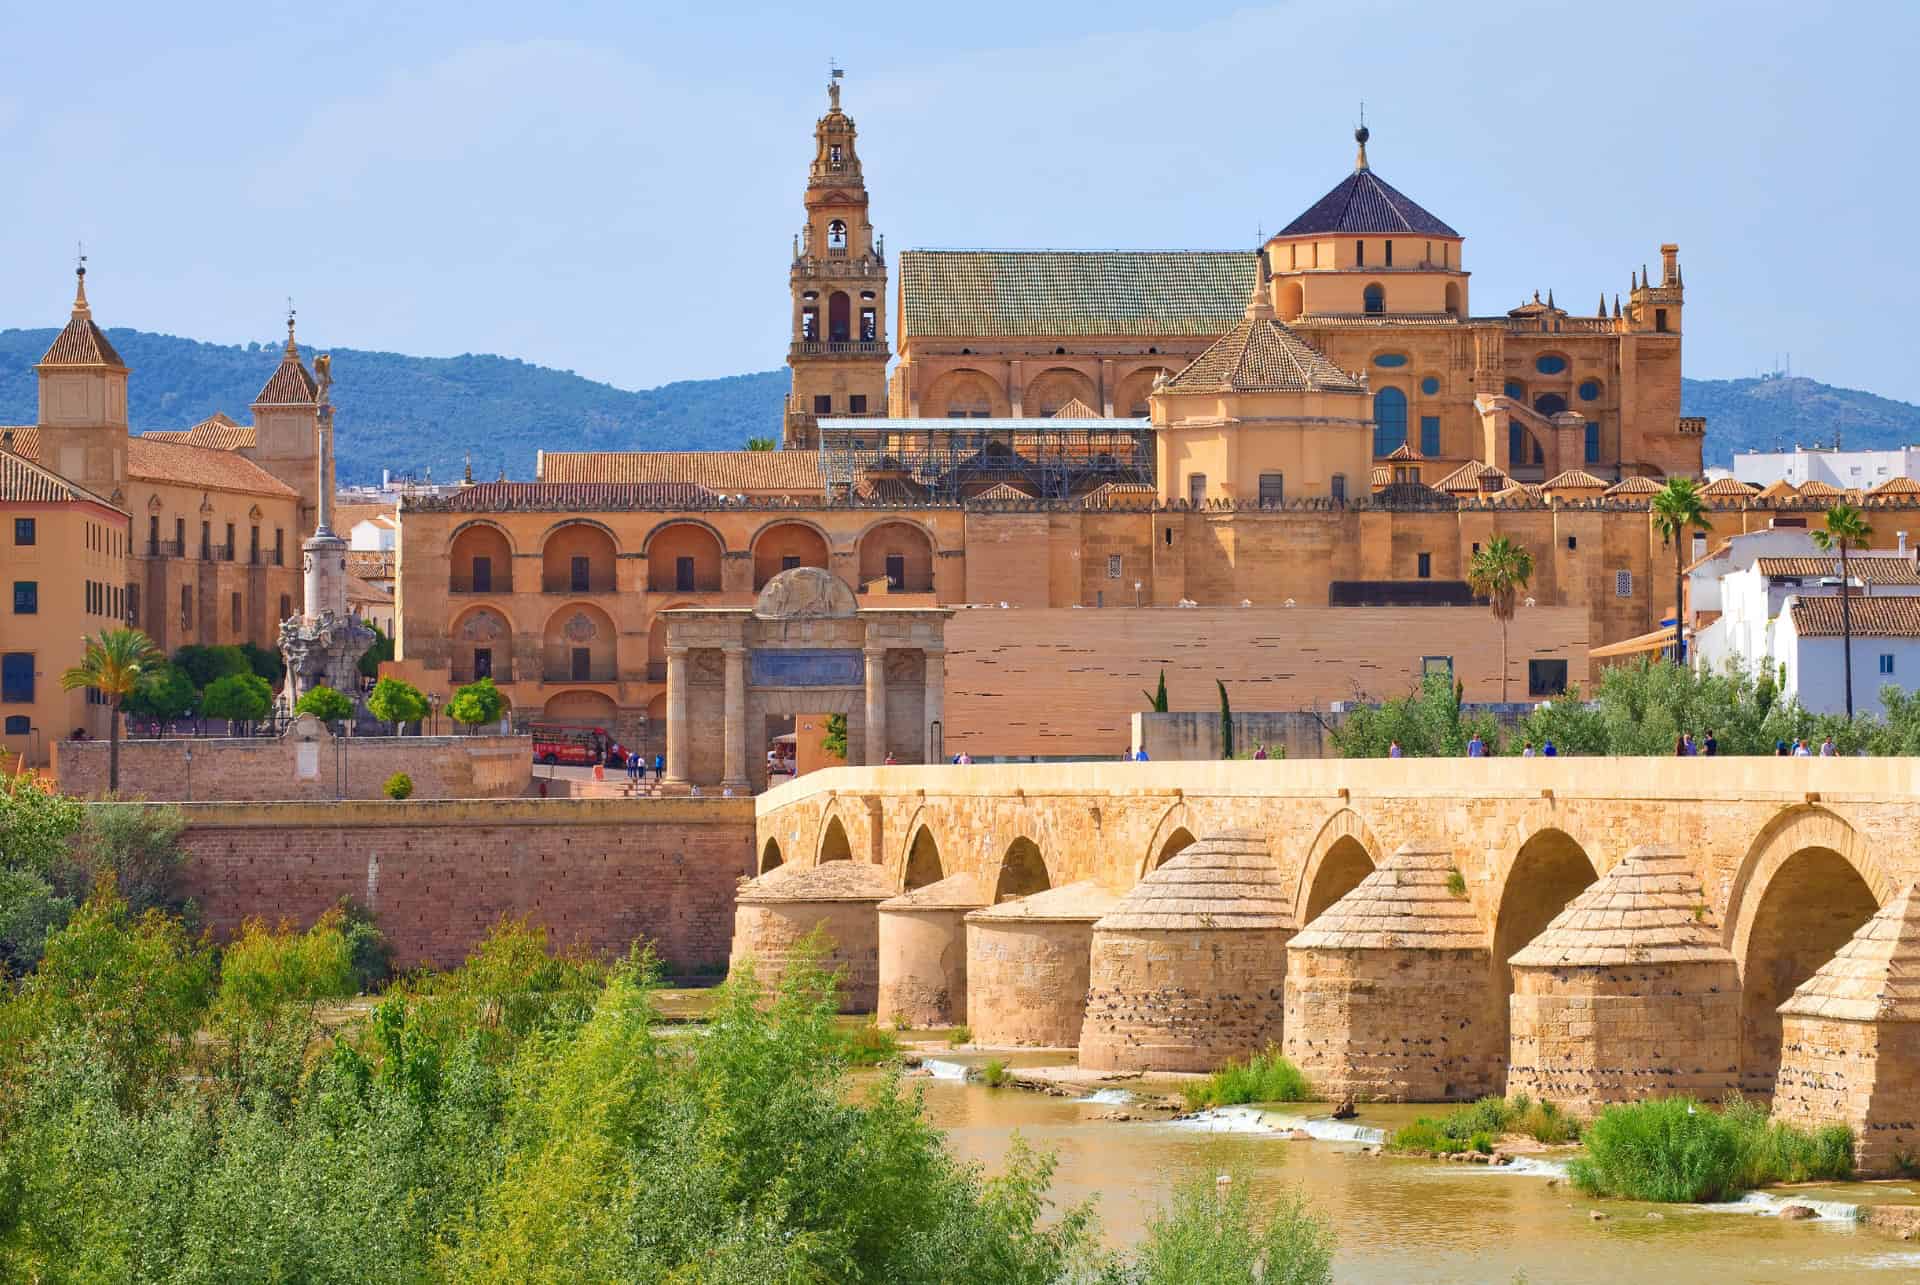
[903,1056,1920,1284]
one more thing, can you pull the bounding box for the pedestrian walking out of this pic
[1703,728,1719,756]
[1792,738,1812,757]
[653,753,665,779]
[1467,734,1486,758]
[1542,738,1558,757]
[1521,740,1535,757]
[1388,740,1403,758]
[1820,735,1837,757]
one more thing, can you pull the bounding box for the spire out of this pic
[827,62,843,112]
[463,450,474,485]
[72,251,91,321]
[1353,123,1370,172]
[1642,264,1650,288]
[1243,265,1275,322]
[1613,294,1622,318]
[1547,288,1555,310]
[285,300,299,358]
[1597,292,1607,317]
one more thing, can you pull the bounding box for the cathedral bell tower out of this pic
[783,69,889,449]
[35,260,129,494]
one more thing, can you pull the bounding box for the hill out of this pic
[0,328,786,484]
[5,328,1918,481]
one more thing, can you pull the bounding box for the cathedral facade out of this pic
[387,79,1912,774]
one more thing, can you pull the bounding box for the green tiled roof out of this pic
[899,250,1257,339]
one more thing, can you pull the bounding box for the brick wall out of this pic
[943,605,1588,758]
[56,734,532,802]
[168,796,754,970]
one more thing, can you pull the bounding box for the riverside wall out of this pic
[57,733,533,802]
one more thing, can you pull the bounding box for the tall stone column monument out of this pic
[279,353,374,707]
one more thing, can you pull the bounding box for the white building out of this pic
[1733,444,1920,492]
[349,512,397,552]
[1688,532,1920,716]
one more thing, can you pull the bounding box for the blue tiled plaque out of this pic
[751,648,863,687]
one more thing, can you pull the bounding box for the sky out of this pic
[3,1,1915,400]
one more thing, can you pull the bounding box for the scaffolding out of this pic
[816,417,1154,502]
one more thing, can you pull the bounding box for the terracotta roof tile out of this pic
[1757,479,1800,500]
[899,249,1255,339]
[424,481,717,512]
[1277,163,1460,238]
[1778,884,1920,1023]
[0,445,125,510]
[1543,468,1608,490]
[1383,442,1422,462]
[1790,595,1920,638]
[1048,396,1100,419]
[1434,461,1511,493]
[1756,556,1920,585]
[1162,316,1365,395]
[971,482,1034,501]
[538,450,823,493]
[1369,465,1391,488]
[1869,476,1920,497]
[1797,479,1844,497]
[1701,476,1759,498]
[126,438,300,498]
[346,550,395,579]
[183,413,257,450]
[1604,475,1663,496]
[334,501,397,532]
[1081,480,1158,508]
[254,353,317,405]
[40,316,125,367]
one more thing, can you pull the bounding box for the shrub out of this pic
[1389,1095,1579,1152]
[446,676,504,729]
[201,672,273,725]
[1445,868,1468,898]
[335,897,392,992]
[1127,1171,1334,1285]
[122,664,197,721]
[890,1010,912,1032]
[835,1021,900,1067]
[383,772,414,801]
[981,1057,1009,1088]
[367,676,428,731]
[1568,1094,1852,1203]
[1182,1046,1314,1111]
[945,1024,971,1046]
[66,803,190,917]
[295,685,354,723]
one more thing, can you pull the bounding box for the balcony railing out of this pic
[451,667,514,684]
[863,575,935,594]
[450,575,514,594]
[790,340,887,356]
[147,539,183,558]
[543,664,618,684]
[647,575,722,593]
[205,543,233,562]
[543,574,617,594]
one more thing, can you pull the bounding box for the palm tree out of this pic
[1812,502,1874,721]
[60,627,164,795]
[1467,536,1535,702]
[1650,478,1712,665]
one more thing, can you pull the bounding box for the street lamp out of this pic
[184,745,193,802]
[428,692,442,737]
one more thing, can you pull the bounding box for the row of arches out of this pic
[924,366,1172,420]
[762,801,1890,1095]
[449,517,938,598]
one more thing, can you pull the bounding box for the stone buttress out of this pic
[1283,843,1499,1101]
[729,861,895,1013]
[1079,831,1293,1073]
[965,881,1121,1048]
[1773,883,1920,1177]
[876,871,988,1028]
[1506,846,1740,1114]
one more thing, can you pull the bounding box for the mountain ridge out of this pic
[3,327,1915,482]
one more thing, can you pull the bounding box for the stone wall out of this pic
[56,733,532,802]
[944,606,1588,758]
[729,897,884,1013]
[1080,928,1290,1072]
[877,906,969,1028]
[170,797,754,970]
[966,918,1098,1048]
[1773,1018,1920,1176]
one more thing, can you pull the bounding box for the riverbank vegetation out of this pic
[1390,1094,1581,1153]
[1116,1172,1333,1285]
[1181,1047,1314,1110]
[1568,1095,1852,1203]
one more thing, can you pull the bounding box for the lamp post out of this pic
[184,744,192,803]
[428,692,441,737]
[1134,579,1143,608]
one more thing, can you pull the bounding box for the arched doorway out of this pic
[1739,846,1878,1093]
[1493,830,1600,1074]
[828,291,851,342]
[449,522,514,594]
[542,603,617,683]
[819,815,853,864]
[1024,367,1096,418]
[1280,281,1305,321]
[904,826,943,890]
[1303,836,1375,925]
[1152,827,1196,869]
[752,522,831,590]
[1533,393,1568,419]
[646,522,723,593]
[857,521,934,593]
[760,837,784,874]
[1113,367,1173,419]
[926,368,1005,419]
[995,837,1050,902]
[541,521,617,594]
[450,605,512,684]
[543,689,617,726]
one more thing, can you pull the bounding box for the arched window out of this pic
[1535,354,1568,375]
[826,219,847,250]
[1372,387,1408,456]
[1534,393,1568,417]
[1363,283,1386,314]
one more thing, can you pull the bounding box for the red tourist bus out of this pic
[529,723,625,767]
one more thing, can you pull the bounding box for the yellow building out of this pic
[0,269,320,764]
[0,446,131,757]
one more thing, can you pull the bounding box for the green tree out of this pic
[1466,536,1534,703]
[745,436,777,451]
[357,622,394,680]
[1218,679,1235,760]
[367,676,428,733]
[446,676,504,730]
[201,672,273,731]
[60,628,166,795]
[1125,1170,1335,1285]
[1812,502,1874,721]
[121,663,197,723]
[1650,477,1711,664]
[295,686,355,724]
[822,711,849,760]
[1143,668,1169,713]
[0,777,85,976]
[170,643,250,690]
[236,640,286,687]
[66,804,190,919]
[1330,672,1500,758]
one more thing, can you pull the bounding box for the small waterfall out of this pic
[1074,1088,1136,1106]
[921,1058,970,1081]
[1261,1113,1389,1145]
[1711,1191,1861,1223]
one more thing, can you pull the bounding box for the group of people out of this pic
[1776,736,1841,757]
[1668,730,1721,756]
[619,749,665,783]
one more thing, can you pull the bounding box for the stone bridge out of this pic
[752,758,1920,1144]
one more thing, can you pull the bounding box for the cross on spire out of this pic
[72,241,90,317]
[286,297,299,356]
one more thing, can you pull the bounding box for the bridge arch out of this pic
[1728,805,1888,1092]
[818,814,853,865]
[1491,827,1601,1081]
[1296,808,1383,926]
[760,836,784,875]
[994,836,1051,902]
[903,824,944,891]
[1138,801,1198,877]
